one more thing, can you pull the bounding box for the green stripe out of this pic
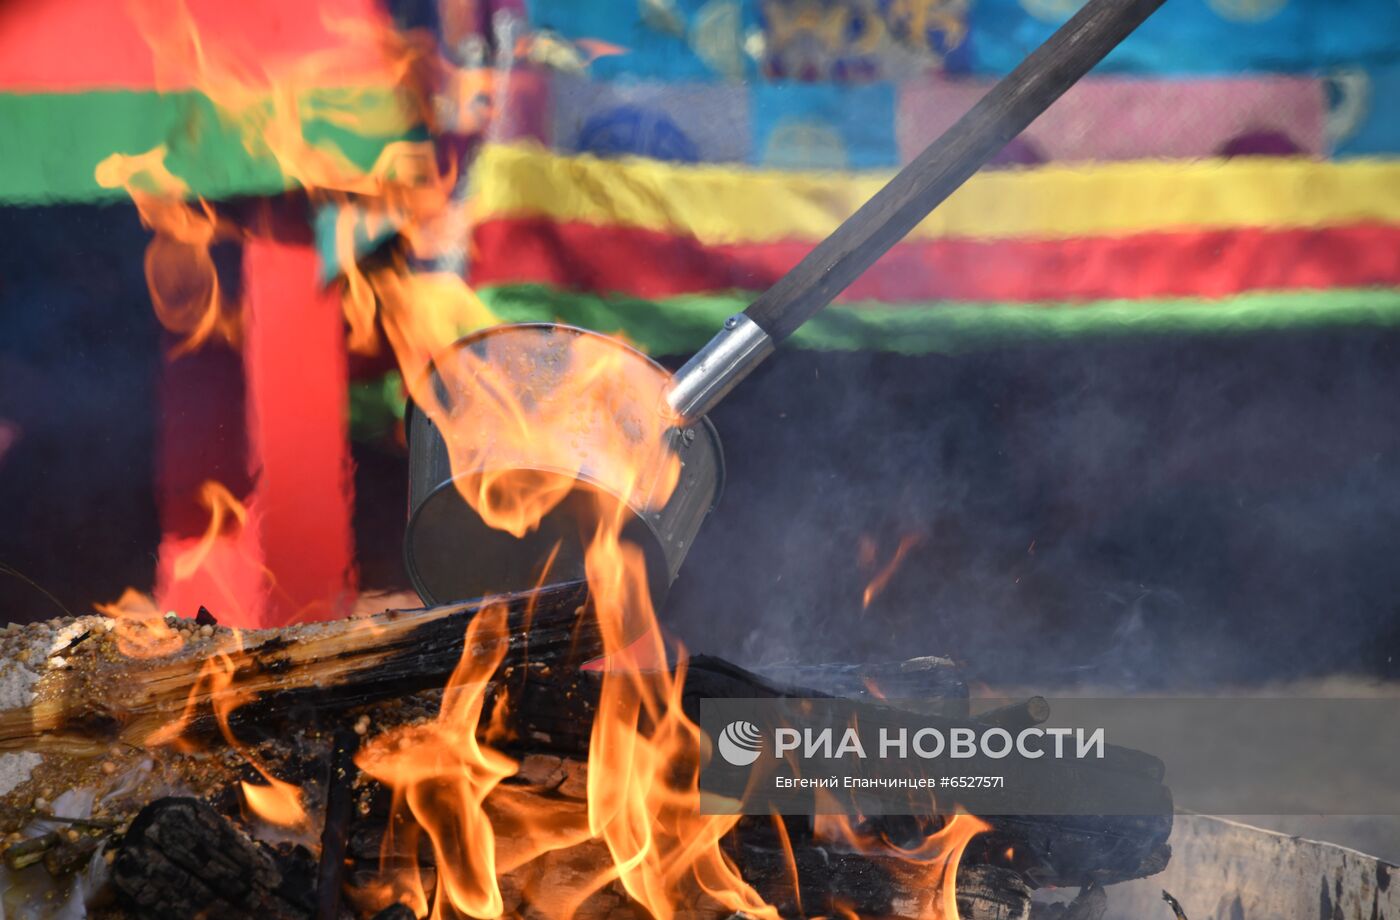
[479,284,1400,355]
[0,89,413,204]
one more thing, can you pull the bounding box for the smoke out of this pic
[662,324,1400,690]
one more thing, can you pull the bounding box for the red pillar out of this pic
[241,210,357,625]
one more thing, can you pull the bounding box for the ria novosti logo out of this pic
[715,719,1106,766]
[717,720,763,766]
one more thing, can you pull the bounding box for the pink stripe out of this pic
[898,75,1328,164]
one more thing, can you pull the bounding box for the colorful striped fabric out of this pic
[463,141,1400,349]
[15,0,1391,348]
[444,0,1400,353]
[0,0,414,204]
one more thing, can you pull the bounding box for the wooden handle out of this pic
[744,0,1168,343]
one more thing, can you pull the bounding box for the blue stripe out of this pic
[969,0,1400,76]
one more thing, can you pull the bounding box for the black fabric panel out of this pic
[0,204,161,623]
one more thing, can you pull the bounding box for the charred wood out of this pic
[110,797,316,920]
[0,595,1166,910]
[315,729,360,920]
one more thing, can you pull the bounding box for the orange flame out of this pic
[770,812,803,916]
[96,479,253,656]
[98,0,459,361]
[860,532,925,609]
[99,478,306,830]
[816,812,991,919]
[580,509,775,920]
[103,2,982,916]
[357,603,518,917]
[146,635,310,832]
[94,147,239,356]
[172,480,250,582]
[94,588,184,659]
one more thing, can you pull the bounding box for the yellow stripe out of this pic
[472,143,1400,244]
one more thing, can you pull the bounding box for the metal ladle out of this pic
[404,0,1169,610]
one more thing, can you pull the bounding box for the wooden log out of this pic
[0,581,593,756]
[0,599,1162,904]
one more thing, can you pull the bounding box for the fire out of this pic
[96,478,308,830]
[96,480,252,656]
[154,478,270,624]
[171,480,249,582]
[770,812,803,916]
[859,532,925,609]
[581,516,773,920]
[95,147,238,356]
[145,636,311,832]
[356,603,518,917]
[815,813,991,919]
[99,1,985,916]
[354,381,766,918]
[94,588,184,659]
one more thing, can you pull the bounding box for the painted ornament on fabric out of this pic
[1206,0,1288,21]
[761,119,849,168]
[1018,0,1086,22]
[691,0,748,79]
[578,105,702,162]
[761,0,969,82]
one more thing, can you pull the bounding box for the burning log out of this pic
[493,757,1034,920]
[503,656,1172,890]
[0,595,1164,918]
[0,581,594,757]
[103,761,1032,920]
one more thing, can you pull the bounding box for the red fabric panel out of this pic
[0,0,386,91]
[472,218,1400,303]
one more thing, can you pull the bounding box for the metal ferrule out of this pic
[665,314,776,420]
